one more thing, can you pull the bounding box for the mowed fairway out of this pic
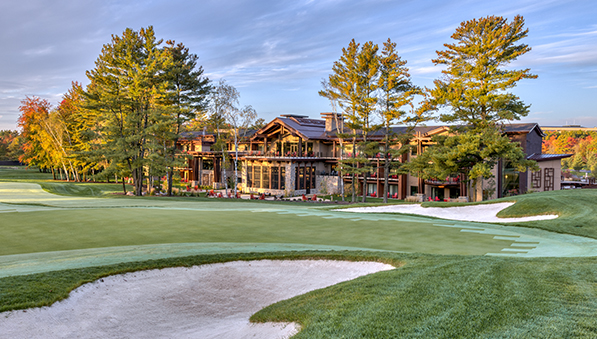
[0,182,514,257]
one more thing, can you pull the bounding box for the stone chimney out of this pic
[320,112,344,132]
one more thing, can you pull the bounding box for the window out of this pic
[280,166,286,189]
[271,167,279,189]
[531,170,542,189]
[502,161,519,196]
[297,167,304,190]
[247,166,253,187]
[410,185,418,196]
[262,167,270,189]
[544,168,554,191]
[254,166,261,188]
[202,159,213,170]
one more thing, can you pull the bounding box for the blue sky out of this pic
[1,0,596,130]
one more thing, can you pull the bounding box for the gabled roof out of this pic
[251,116,328,141]
[502,123,544,137]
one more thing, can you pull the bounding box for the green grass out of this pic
[0,166,53,181]
[3,168,597,337]
[2,251,597,338]
[252,252,597,338]
[0,207,513,256]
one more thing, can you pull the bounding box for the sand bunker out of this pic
[0,260,393,339]
[340,202,558,223]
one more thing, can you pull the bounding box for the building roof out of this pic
[527,153,572,161]
[502,123,544,137]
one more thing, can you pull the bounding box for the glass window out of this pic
[410,185,418,196]
[298,167,304,190]
[247,166,253,188]
[202,159,214,170]
[271,167,279,190]
[254,166,261,189]
[262,166,269,189]
[502,161,519,196]
[281,167,286,189]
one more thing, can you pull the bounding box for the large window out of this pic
[247,165,286,190]
[271,167,279,189]
[262,167,269,189]
[254,167,261,188]
[502,161,519,196]
[280,167,286,189]
[202,159,213,170]
[247,166,253,187]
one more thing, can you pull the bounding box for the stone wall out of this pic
[316,175,340,194]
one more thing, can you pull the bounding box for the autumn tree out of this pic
[0,130,19,161]
[418,15,538,201]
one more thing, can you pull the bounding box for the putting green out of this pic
[1,182,597,277]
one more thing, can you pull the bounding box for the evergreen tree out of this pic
[85,26,172,195]
[320,39,380,202]
[376,39,421,203]
[162,40,211,196]
[419,15,538,200]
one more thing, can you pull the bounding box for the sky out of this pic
[1,0,596,131]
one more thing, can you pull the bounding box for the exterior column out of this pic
[298,137,303,156]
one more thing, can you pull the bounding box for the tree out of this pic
[376,39,421,203]
[162,40,211,196]
[251,118,266,130]
[208,79,239,193]
[84,26,172,196]
[0,130,19,161]
[419,15,538,200]
[320,39,380,202]
[17,97,74,178]
[224,104,257,197]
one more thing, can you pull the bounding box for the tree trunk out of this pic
[351,137,356,202]
[383,154,390,204]
[122,180,127,194]
[167,168,174,196]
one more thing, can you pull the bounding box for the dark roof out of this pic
[527,153,572,161]
[502,123,544,136]
[260,117,328,140]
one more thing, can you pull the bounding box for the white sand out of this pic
[0,260,393,339]
[340,202,558,223]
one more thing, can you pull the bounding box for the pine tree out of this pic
[320,39,380,202]
[85,26,172,196]
[376,39,421,203]
[162,40,211,196]
[419,15,538,201]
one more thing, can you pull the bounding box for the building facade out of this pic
[177,113,570,200]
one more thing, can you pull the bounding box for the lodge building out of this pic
[177,113,570,201]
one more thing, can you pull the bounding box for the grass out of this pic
[252,252,597,338]
[1,251,597,338]
[0,206,514,256]
[3,167,597,337]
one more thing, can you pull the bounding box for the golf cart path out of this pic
[0,260,393,339]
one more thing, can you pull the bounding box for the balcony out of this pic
[243,150,335,159]
[425,177,460,185]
